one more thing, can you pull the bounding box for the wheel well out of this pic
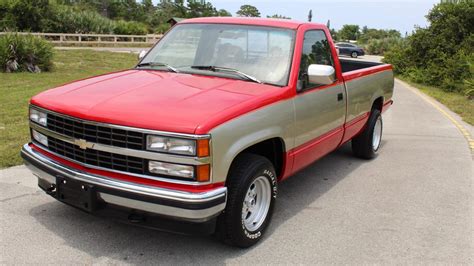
[239,138,285,177]
[372,97,384,112]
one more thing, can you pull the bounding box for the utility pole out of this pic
[308,9,312,22]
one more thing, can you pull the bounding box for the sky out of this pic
[153,0,440,34]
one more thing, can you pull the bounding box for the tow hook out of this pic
[128,213,146,223]
[45,184,56,196]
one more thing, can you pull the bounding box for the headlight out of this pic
[30,108,47,126]
[146,136,210,157]
[32,129,48,146]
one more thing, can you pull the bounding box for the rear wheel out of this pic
[351,51,358,58]
[352,109,383,159]
[215,153,277,248]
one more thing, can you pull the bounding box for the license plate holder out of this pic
[56,176,97,212]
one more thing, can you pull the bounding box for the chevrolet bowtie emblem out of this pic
[74,139,94,150]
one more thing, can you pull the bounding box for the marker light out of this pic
[32,129,48,147]
[149,161,195,179]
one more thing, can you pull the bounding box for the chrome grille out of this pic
[47,113,145,150]
[47,137,147,175]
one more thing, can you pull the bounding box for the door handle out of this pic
[337,93,343,101]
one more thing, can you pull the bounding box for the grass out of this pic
[54,43,153,48]
[0,49,137,168]
[398,77,474,125]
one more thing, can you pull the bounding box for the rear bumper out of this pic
[21,144,227,222]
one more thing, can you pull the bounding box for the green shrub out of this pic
[49,6,115,34]
[365,37,402,55]
[6,0,56,32]
[0,1,16,31]
[0,33,54,73]
[155,23,171,34]
[114,20,148,35]
[382,41,410,74]
[383,1,473,96]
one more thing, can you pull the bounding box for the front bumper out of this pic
[21,144,227,222]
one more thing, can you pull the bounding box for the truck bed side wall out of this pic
[341,66,394,143]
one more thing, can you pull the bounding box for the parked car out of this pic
[335,42,365,58]
[22,17,394,248]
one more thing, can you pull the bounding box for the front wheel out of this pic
[352,109,383,159]
[215,153,277,248]
[351,51,358,58]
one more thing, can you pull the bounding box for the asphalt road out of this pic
[1,80,472,264]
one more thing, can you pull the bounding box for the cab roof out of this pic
[180,17,324,30]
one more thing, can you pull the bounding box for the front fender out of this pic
[208,100,295,183]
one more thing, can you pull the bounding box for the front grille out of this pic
[47,113,145,150]
[47,137,147,175]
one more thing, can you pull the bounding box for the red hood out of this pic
[31,70,290,134]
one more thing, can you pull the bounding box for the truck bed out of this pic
[339,58,383,73]
[339,58,393,83]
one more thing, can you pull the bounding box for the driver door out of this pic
[292,30,346,172]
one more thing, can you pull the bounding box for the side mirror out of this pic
[138,50,147,61]
[307,64,336,85]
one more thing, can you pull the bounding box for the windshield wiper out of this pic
[136,62,179,73]
[189,65,262,84]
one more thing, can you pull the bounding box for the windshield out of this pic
[140,23,296,86]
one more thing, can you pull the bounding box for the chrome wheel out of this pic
[372,116,382,151]
[351,51,358,58]
[241,176,271,232]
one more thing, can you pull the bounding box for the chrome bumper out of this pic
[21,144,227,222]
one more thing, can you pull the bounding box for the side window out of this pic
[298,30,335,90]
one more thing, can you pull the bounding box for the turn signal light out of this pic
[197,139,210,157]
[196,164,210,182]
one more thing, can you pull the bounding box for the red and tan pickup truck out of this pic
[21,17,394,247]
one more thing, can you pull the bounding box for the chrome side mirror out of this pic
[307,64,336,85]
[138,50,147,61]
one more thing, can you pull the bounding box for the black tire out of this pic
[215,153,277,248]
[351,51,358,58]
[352,109,383,159]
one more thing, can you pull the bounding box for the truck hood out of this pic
[31,70,289,134]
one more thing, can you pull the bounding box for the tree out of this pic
[383,0,473,95]
[267,14,291,19]
[185,1,230,18]
[151,0,187,29]
[362,25,369,35]
[330,28,338,40]
[217,9,232,17]
[9,0,57,32]
[338,24,360,41]
[357,27,401,44]
[236,5,260,17]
